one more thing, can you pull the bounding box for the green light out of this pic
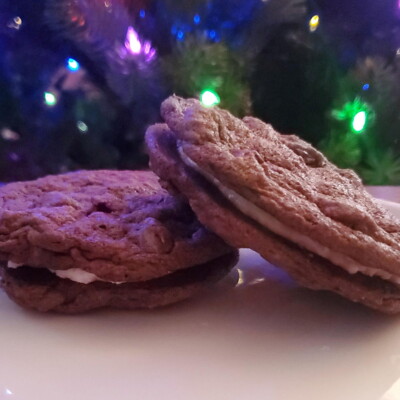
[352,111,367,133]
[200,90,220,107]
[77,121,88,133]
[44,92,57,107]
[332,98,374,134]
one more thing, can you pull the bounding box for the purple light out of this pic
[125,26,141,54]
[124,26,156,61]
[143,42,156,60]
[9,152,20,162]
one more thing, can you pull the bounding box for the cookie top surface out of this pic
[0,170,233,282]
[157,96,400,278]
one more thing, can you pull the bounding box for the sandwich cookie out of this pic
[0,170,238,313]
[146,96,400,313]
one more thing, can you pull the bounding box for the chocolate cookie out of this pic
[146,96,400,313]
[0,170,238,312]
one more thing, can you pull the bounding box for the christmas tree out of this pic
[0,0,399,184]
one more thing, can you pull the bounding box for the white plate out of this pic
[1,200,400,400]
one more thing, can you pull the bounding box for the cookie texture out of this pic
[0,169,238,312]
[146,97,400,313]
[0,252,237,313]
[0,170,233,282]
[159,96,400,276]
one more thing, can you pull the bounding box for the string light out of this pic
[1,128,20,141]
[177,30,184,41]
[125,26,141,54]
[208,30,216,40]
[125,26,156,61]
[9,153,20,162]
[44,92,57,107]
[352,111,367,133]
[193,14,201,24]
[67,58,80,72]
[362,83,370,91]
[77,121,88,133]
[309,15,320,32]
[7,16,22,30]
[200,90,220,107]
[332,98,373,134]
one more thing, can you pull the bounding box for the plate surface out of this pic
[1,199,400,400]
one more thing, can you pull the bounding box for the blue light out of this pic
[67,58,80,72]
[139,9,145,18]
[194,14,201,24]
[362,83,370,91]
[177,30,184,40]
[209,30,216,40]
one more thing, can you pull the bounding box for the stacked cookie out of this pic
[146,95,400,314]
[2,96,400,314]
[0,170,238,312]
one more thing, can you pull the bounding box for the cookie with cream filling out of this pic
[145,96,400,313]
[0,170,237,313]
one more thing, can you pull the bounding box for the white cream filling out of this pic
[51,268,102,284]
[179,148,400,285]
[7,261,23,269]
[7,261,123,285]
